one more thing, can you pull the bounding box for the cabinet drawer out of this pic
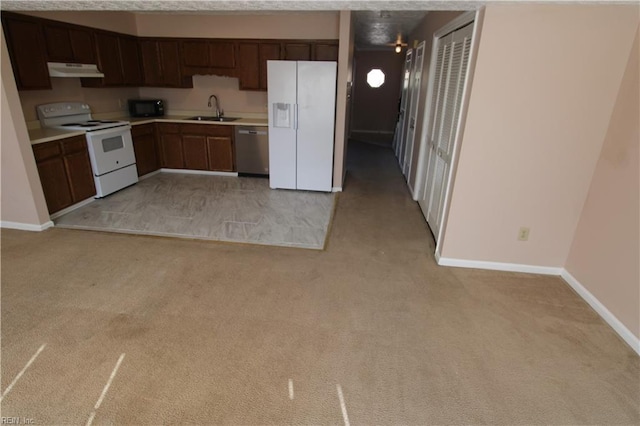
[33,141,62,162]
[181,123,232,136]
[131,123,155,137]
[61,135,88,154]
[156,122,181,134]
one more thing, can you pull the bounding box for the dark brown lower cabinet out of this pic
[35,157,74,214]
[182,135,209,170]
[156,123,235,172]
[159,133,184,169]
[132,124,160,176]
[207,136,234,172]
[32,135,96,214]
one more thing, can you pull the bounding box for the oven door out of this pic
[85,125,136,176]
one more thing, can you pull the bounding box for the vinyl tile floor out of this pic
[54,172,336,249]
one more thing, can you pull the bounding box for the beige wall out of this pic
[135,12,339,39]
[19,78,137,123]
[133,11,339,118]
[20,11,138,35]
[407,11,466,189]
[138,75,266,116]
[440,4,639,268]
[564,28,639,339]
[1,27,50,227]
[333,10,355,189]
[351,49,404,145]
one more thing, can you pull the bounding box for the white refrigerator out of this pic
[267,60,337,192]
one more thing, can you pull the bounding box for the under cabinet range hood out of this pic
[47,62,105,78]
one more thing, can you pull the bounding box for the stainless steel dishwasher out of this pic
[235,126,269,175]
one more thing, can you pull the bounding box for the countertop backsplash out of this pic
[20,74,269,130]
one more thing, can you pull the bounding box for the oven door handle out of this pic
[84,124,132,137]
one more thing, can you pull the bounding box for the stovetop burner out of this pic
[37,102,130,132]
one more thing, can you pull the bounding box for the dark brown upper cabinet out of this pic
[259,42,281,90]
[1,12,51,90]
[181,39,236,77]
[140,39,192,88]
[313,42,339,61]
[94,32,125,86]
[43,22,96,64]
[118,35,143,86]
[82,31,143,87]
[237,42,260,90]
[283,42,311,61]
[237,41,281,91]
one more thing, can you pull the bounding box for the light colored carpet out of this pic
[1,140,638,425]
[54,172,335,250]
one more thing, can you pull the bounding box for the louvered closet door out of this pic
[419,22,474,240]
[402,41,425,178]
[395,49,413,160]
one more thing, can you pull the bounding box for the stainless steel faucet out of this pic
[207,94,223,118]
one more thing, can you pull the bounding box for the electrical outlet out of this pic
[518,227,530,241]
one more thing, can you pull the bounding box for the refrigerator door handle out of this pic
[293,103,298,130]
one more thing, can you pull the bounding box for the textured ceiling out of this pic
[353,10,428,49]
[0,1,478,50]
[0,1,480,11]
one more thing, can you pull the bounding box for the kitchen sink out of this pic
[186,116,240,122]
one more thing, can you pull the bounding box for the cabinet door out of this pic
[159,134,184,169]
[43,23,74,62]
[95,32,124,86]
[158,40,182,87]
[209,41,235,68]
[61,135,96,202]
[259,43,281,90]
[36,157,73,214]
[119,36,143,86]
[64,150,96,202]
[139,40,163,86]
[237,42,260,90]
[182,135,209,170]
[69,27,96,63]
[283,43,311,61]
[2,16,51,90]
[182,40,210,67]
[207,136,234,172]
[132,125,159,176]
[313,43,338,61]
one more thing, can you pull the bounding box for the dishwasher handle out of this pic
[238,129,268,136]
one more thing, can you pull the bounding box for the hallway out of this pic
[1,140,638,424]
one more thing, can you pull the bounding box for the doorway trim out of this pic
[413,9,485,258]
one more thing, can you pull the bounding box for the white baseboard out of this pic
[1,220,54,231]
[332,187,343,193]
[160,168,238,177]
[436,255,563,275]
[434,252,639,355]
[49,196,95,220]
[138,170,162,181]
[561,269,640,356]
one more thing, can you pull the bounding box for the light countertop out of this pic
[28,127,86,145]
[29,115,268,145]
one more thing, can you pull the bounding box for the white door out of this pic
[296,61,337,192]
[402,41,425,178]
[395,49,412,160]
[419,22,474,240]
[267,60,297,190]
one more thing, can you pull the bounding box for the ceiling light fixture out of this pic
[395,44,402,53]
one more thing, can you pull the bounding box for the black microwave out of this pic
[128,99,165,117]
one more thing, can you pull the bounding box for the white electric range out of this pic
[37,102,138,198]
